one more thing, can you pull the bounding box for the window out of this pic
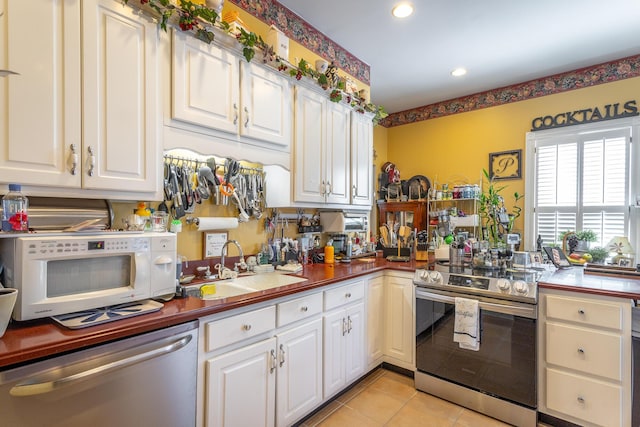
[525,119,639,251]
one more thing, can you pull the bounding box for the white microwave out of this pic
[0,232,177,321]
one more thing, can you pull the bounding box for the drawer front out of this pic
[205,306,276,352]
[546,368,621,427]
[324,280,364,311]
[545,294,622,330]
[277,292,323,327]
[546,322,622,380]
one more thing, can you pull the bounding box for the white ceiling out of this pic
[277,0,640,114]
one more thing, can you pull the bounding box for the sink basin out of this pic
[220,273,307,291]
[193,273,307,300]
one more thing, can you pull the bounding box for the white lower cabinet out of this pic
[201,294,323,427]
[323,280,366,398]
[538,288,632,427]
[275,318,323,426]
[383,273,414,368]
[366,275,385,369]
[207,337,277,427]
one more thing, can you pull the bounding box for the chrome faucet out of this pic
[220,240,246,274]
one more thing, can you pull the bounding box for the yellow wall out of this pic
[379,76,640,246]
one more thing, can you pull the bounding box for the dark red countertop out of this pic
[4,258,639,371]
[0,258,423,370]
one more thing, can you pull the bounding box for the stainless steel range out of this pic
[413,264,550,427]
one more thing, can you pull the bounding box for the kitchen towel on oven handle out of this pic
[454,297,480,351]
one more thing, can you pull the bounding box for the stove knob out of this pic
[420,270,430,280]
[496,278,511,291]
[513,280,529,294]
[428,271,443,285]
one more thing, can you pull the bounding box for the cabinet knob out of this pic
[577,348,585,354]
[577,396,585,404]
[578,309,585,315]
[345,292,352,298]
[300,306,308,312]
[242,324,252,331]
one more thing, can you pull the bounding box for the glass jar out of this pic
[1,184,28,232]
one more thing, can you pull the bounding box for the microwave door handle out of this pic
[9,335,192,397]
[154,255,173,265]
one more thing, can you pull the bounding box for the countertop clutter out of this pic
[2,260,640,370]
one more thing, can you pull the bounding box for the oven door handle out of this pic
[416,289,537,319]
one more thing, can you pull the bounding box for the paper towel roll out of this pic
[197,217,239,231]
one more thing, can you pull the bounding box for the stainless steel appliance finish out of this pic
[0,320,198,427]
[414,266,542,427]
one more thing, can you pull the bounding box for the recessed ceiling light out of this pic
[392,3,414,18]
[451,68,467,77]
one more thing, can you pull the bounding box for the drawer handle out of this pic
[69,144,78,175]
[300,306,308,312]
[577,396,585,404]
[242,324,252,331]
[244,106,250,128]
[578,309,585,315]
[347,315,353,333]
[577,348,585,354]
[233,103,238,125]
[345,292,352,298]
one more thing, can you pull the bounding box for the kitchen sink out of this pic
[187,273,308,300]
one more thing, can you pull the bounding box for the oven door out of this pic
[415,288,537,408]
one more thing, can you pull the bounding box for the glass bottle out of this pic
[2,184,28,232]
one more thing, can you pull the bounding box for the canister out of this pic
[324,245,335,263]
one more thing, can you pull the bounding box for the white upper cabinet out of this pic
[0,0,161,199]
[172,31,240,134]
[350,111,374,206]
[293,85,351,205]
[171,31,292,151]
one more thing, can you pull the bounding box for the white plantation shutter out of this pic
[532,127,631,248]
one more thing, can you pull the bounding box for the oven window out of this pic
[47,256,131,298]
[416,299,536,408]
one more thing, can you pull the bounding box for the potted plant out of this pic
[587,246,608,264]
[477,169,524,247]
[559,229,598,253]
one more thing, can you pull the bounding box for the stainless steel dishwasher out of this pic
[0,320,198,427]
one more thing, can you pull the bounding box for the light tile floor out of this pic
[299,368,546,427]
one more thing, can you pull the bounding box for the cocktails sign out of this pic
[531,100,638,131]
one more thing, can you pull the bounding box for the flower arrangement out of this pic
[123,0,388,125]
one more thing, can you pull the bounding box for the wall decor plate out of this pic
[407,175,431,200]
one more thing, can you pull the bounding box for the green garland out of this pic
[123,0,388,125]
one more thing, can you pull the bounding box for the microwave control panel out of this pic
[21,235,151,258]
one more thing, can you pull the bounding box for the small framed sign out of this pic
[204,232,228,258]
[489,149,522,180]
[543,246,571,268]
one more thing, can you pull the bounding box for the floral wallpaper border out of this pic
[382,55,640,128]
[227,0,370,85]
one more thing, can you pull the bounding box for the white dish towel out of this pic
[454,297,480,351]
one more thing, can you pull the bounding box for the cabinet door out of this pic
[276,318,323,427]
[294,86,326,203]
[323,309,346,398]
[345,302,365,383]
[240,62,292,149]
[384,276,414,365]
[172,31,240,134]
[366,276,385,367]
[325,101,351,204]
[351,112,373,206]
[206,337,276,427]
[0,0,82,187]
[81,0,160,193]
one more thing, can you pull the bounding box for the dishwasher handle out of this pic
[10,334,193,397]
